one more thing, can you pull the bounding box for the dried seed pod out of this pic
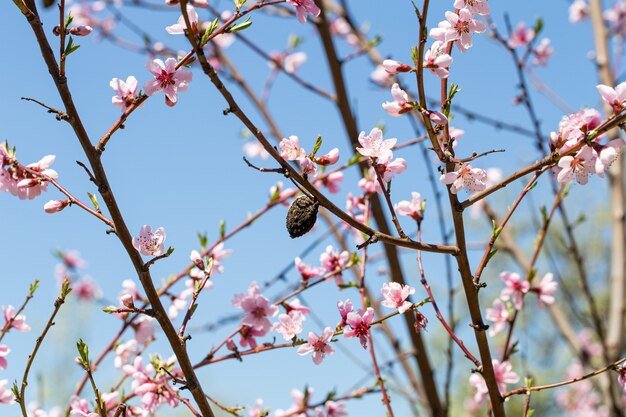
[286,195,319,238]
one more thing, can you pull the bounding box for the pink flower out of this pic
[299,156,318,176]
[1,154,58,200]
[426,109,449,125]
[44,199,70,213]
[485,299,510,336]
[315,171,343,194]
[423,41,453,79]
[285,299,311,316]
[133,316,155,345]
[380,282,415,314]
[132,225,166,256]
[297,327,335,364]
[344,308,375,349]
[315,148,339,166]
[273,311,305,340]
[356,127,396,161]
[382,83,415,116]
[114,339,139,368]
[569,0,589,23]
[239,325,266,349]
[247,399,266,417]
[320,245,350,284]
[243,141,269,160]
[68,25,93,36]
[110,76,139,112]
[597,82,626,113]
[382,59,412,74]
[337,299,353,327]
[440,164,487,194]
[287,0,320,24]
[499,271,530,311]
[0,345,9,370]
[295,257,325,280]
[165,5,198,35]
[396,192,425,222]
[3,305,30,332]
[143,58,192,106]
[556,146,596,185]
[594,138,626,176]
[280,135,307,161]
[370,65,394,87]
[73,277,101,301]
[124,355,179,412]
[269,51,307,74]
[553,108,601,150]
[604,1,626,36]
[0,380,13,404]
[208,242,232,275]
[275,387,313,417]
[508,22,535,48]
[531,272,557,306]
[532,38,554,66]
[324,400,348,417]
[453,0,490,15]
[469,360,519,404]
[233,282,278,332]
[430,9,486,53]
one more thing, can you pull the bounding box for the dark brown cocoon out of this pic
[286,196,319,238]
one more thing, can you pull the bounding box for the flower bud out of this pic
[382,59,412,74]
[69,25,93,37]
[44,199,70,213]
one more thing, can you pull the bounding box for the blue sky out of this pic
[0,0,618,416]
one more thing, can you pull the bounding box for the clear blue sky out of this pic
[0,0,615,416]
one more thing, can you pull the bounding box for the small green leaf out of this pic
[346,153,361,167]
[310,135,322,158]
[540,205,548,224]
[233,0,247,10]
[227,18,252,33]
[533,18,543,35]
[288,34,302,49]
[60,278,72,297]
[64,36,80,56]
[65,13,74,28]
[76,339,90,365]
[486,249,498,263]
[200,18,219,46]
[219,219,226,239]
[29,280,40,295]
[269,184,281,202]
[87,192,99,210]
[165,246,175,256]
[197,232,208,249]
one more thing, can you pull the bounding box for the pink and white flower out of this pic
[556,146,596,185]
[273,311,305,340]
[356,127,397,161]
[269,51,307,74]
[344,308,375,349]
[44,199,70,213]
[315,171,343,194]
[594,138,626,176]
[380,282,415,314]
[2,305,30,332]
[132,225,166,256]
[569,0,589,23]
[370,65,394,87]
[440,164,487,194]
[382,83,415,116]
[233,282,278,332]
[486,299,511,337]
[295,257,325,280]
[165,5,198,35]
[337,299,353,327]
[110,76,139,112]
[499,271,530,311]
[453,0,490,16]
[287,0,320,24]
[297,327,335,364]
[469,360,519,404]
[531,272,557,306]
[280,135,307,161]
[382,59,412,74]
[0,345,9,370]
[320,245,350,284]
[423,41,453,79]
[430,9,486,53]
[143,58,192,106]
[0,379,13,404]
[532,38,554,66]
[508,22,535,48]
[396,192,425,222]
[597,82,626,113]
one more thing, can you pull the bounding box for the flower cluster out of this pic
[0,142,58,201]
[279,135,340,177]
[232,282,278,348]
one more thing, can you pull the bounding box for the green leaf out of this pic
[64,36,80,56]
[76,339,90,365]
[233,0,247,10]
[310,135,322,158]
[288,34,302,49]
[65,13,74,28]
[165,246,175,256]
[197,232,208,249]
[29,280,40,295]
[346,153,361,167]
[486,249,498,263]
[219,219,226,239]
[200,18,219,46]
[533,18,544,35]
[269,184,281,202]
[227,18,252,33]
[540,205,548,224]
[87,192,99,211]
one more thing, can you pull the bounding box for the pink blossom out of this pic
[285,299,311,316]
[208,242,232,275]
[569,0,589,23]
[124,355,179,412]
[110,76,139,112]
[597,82,626,113]
[69,396,90,414]
[594,138,626,176]
[114,339,139,368]
[324,400,348,417]
[382,83,415,116]
[0,153,58,200]
[469,360,519,404]
[373,157,407,188]
[269,51,307,74]
[295,257,325,280]
[239,325,266,349]
[532,38,554,66]
[132,225,166,256]
[0,380,13,404]
[556,361,609,416]
[531,272,557,306]
[485,299,510,336]
[0,345,9,370]
[553,108,601,150]
[3,305,30,332]
[370,65,394,87]
[315,171,343,194]
[243,141,270,160]
[73,277,101,301]
[344,308,375,349]
[280,135,307,161]
[508,22,535,48]
[247,399,266,417]
[499,271,530,311]
[44,199,70,213]
[275,387,313,417]
[356,127,397,161]
[233,282,278,332]
[556,146,596,185]
[165,5,198,35]
[604,1,626,36]
[423,41,453,79]
[273,311,305,340]
[133,316,155,345]
[382,59,412,74]
[315,148,340,166]
[320,245,350,284]
[430,8,486,53]
[143,58,192,106]
[297,327,335,364]
[68,25,93,36]
[426,109,449,125]
[380,282,415,314]
[287,0,320,24]
[337,299,353,327]
[440,164,487,194]
[453,0,490,15]
[299,156,318,176]
[396,192,425,222]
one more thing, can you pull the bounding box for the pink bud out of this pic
[121,294,135,309]
[382,59,412,74]
[69,25,93,36]
[190,250,205,270]
[315,148,340,166]
[426,110,448,125]
[44,199,70,213]
[17,178,39,189]
[226,339,237,351]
